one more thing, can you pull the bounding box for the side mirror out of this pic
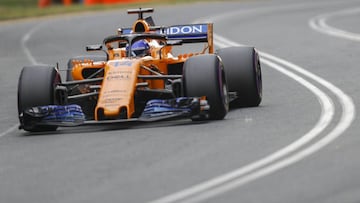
[86,44,103,52]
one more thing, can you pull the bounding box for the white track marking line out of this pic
[170,39,355,203]
[309,7,360,42]
[148,35,337,203]
[1,22,48,138]
[0,125,18,138]
[21,22,49,65]
[21,31,37,65]
[149,5,357,201]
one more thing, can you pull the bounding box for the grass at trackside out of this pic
[0,0,225,21]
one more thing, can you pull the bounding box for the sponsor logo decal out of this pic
[165,25,207,35]
[110,60,134,67]
[106,70,132,81]
[165,24,207,35]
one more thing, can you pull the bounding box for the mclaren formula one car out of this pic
[17,8,262,132]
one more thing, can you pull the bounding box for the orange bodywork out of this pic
[70,15,214,121]
[96,59,140,119]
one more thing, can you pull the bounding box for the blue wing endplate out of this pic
[22,104,85,127]
[140,97,209,121]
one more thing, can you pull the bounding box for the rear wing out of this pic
[120,23,214,53]
[164,24,210,43]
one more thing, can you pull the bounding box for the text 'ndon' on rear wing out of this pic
[120,23,214,53]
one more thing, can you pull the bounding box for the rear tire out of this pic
[18,65,61,132]
[217,46,262,107]
[183,54,229,120]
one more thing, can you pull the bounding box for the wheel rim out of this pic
[222,82,229,111]
[255,53,262,97]
[219,63,229,113]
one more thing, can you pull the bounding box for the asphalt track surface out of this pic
[0,0,359,202]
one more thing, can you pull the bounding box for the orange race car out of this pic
[17,8,262,132]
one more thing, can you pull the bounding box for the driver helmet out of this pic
[128,40,150,57]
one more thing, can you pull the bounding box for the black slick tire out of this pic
[18,65,61,132]
[217,46,262,107]
[183,54,229,120]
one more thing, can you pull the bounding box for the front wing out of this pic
[19,97,209,129]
